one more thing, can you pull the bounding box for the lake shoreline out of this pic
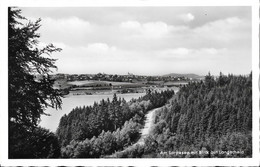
[40,87,179,132]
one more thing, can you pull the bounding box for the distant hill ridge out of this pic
[162,73,203,79]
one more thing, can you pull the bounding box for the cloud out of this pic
[120,20,141,29]
[39,16,92,37]
[36,16,249,52]
[117,16,250,51]
[69,43,119,61]
[120,21,170,38]
[169,48,191,55]
[44,17,91,31]
[193,17,250,44]
[158,48,191,59]
[54,42,141,63]
[196,48,219,55]
[51,42,155,74]
[178,13,195,22]
[85,43,117,54]
[23,8,250,76]
[157,47,226,60]
[161,17,251,50]
[34,17,94,46]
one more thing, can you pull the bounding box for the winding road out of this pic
[107,107,163,157]
[134,107,163,145]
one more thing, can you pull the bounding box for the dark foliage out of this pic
[9,123,61,158]
[61,119,142,158]
[8,7,62,158]
[143,72,252,158]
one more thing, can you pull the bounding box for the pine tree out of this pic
[9,7,62,158]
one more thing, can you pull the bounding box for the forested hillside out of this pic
[123,72,252,158]
[57,73,252,158]
[56,90,175,157]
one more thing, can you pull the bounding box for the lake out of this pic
[39,93,146,132]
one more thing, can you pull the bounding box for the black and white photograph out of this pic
[1,0,259,166]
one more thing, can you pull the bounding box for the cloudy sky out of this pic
[21,7,251,76]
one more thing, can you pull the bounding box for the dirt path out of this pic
[134,107,162,145]
[107,107,163,157]
[131,89,179,147]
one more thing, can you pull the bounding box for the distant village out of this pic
[50,72,198,83]
[40,72,204,96]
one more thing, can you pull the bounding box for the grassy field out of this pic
[67,80,138,86]
[163,81,188,86]
[55,79,184,96]
[68,80,134,86]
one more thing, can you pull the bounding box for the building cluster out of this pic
[51,73,195,82]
